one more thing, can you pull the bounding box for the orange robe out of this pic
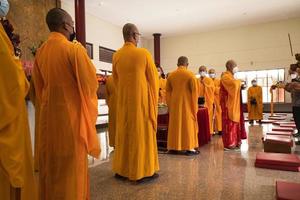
[247,86,263,120]
[32,32,100,200]
[159,77,167,104]
[112,42,159,181]
[105,76,117,147]
[220,71,243,148]
[166,67,199,150]
[0,24,37,200]
[198,77,215,134]
[213,78,222,132]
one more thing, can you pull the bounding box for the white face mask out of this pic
[0,0,9,18]
[291,73,297,80]
[209,73,216,79]
[252,82,257,86]
[200,71,206,77]
[232,67,239,74]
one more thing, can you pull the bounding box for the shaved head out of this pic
[226,60,237,71]
[177,56,189,67]
[46,8,72,32]
[199,65,207,73]
[208,69,215,74]
[122,23,139,42]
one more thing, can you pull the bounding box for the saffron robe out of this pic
[213,78,222,132]
[220,71,243,148]
[198,77,215,134]
[112,42,159,181]
[0,23,37,200]
[105,76,117,147]
[166,67,199,150]
[32,32,100,200]
[247,86,263,120]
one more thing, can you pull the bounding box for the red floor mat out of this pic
[276,181,300,200]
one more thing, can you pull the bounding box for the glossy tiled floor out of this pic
[89,117,300,200]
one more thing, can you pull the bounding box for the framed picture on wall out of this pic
[86,42,93,59]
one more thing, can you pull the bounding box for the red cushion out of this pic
[280,124,296,128]
[255,152,300,167]
[267,132,292,136]
[276,181,300,200]
[273,121,295,126]
[272,127,294,132]
[264,135,293,147]
[260,120,277,123]
[255,163,300,172]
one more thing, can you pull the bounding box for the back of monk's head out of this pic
[46,8,70,31]
[177,56,189,67]
[122,23,140,46]
[225,60,236,71]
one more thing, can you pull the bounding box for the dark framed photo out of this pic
[86,42,93,59]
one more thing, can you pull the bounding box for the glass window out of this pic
[236,68,285,103]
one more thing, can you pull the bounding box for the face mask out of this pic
[0,0,9,18]
[252,82,257,86]
[200,71,206,77]
[291,73,297,80]
[69,27,76,41]
[209,73,216,79]
[232,67,239,74]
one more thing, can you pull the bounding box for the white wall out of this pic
[143,18,300,75]
[62,1,124,72]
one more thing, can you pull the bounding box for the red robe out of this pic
[220,83,246,148]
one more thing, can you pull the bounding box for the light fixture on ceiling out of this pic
[98,1,104,6]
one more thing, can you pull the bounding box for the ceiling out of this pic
[63,0,300,38]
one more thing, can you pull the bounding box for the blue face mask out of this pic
[0,0,9,18]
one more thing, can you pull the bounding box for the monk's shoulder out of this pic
[136,47,152,59]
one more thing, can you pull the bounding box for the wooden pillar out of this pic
[153,33,161,65]
[75,0,86,47]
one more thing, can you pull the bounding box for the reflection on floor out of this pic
[90,114,300,200]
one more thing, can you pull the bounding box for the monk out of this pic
[159,72,167,104]
[247,79,263,124]
[208,68,222,135]
[220,60,245,150]
[0,2,37,199]
[105,75,116,147]
[112,23,159,182]
[31,8,100,199]
[166,56,199,155]
[198,66,215,135]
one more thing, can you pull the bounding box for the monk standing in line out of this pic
[247,79,263,125]
[220,60,244,150]
[208,68,222,135]
[0,1,37,199]
[105,75,117,147]
[198,66,215,135]
[32,8,100,199]
[166,56,199,155]
[112,23,159,182]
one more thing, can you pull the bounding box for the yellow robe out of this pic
[0,24,37,200]
[220,71,241,122]
[112,42,159,181]
[32,32,100,200]
[247,86,263,120]
[105,76,117,147]
[213,78,222,132]
[159,77,167,104]
[166,66,199,150]
[198,77,215,134]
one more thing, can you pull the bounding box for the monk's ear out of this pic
[62,22,68,31]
